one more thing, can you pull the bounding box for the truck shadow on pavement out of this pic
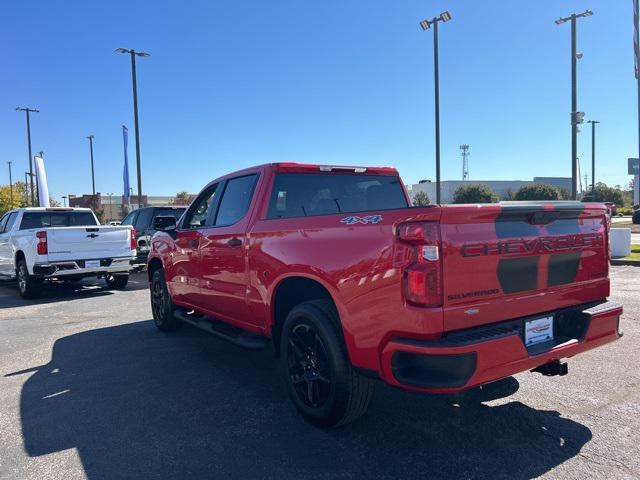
[7,320,592,480]
[0,273,149,309]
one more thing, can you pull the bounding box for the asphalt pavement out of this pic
[0,269,638,480]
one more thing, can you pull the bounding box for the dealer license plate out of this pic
[85,260,101,269]
[525,316,554,346]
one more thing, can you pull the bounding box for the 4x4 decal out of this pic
[340,215,383,225]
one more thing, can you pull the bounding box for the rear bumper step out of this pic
[173,309,266,350]
[381,300,622,393]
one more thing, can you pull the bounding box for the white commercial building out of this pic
[407,177,572,204]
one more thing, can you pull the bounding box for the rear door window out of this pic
[267,173,407,219]
[214,175,258,226]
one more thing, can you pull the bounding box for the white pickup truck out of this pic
[0,208,136,298]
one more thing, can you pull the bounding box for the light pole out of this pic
[555,10,593,200]
[587,120,599,196]
[116,48,150,209]
[15,107,39,206]
[420,11,452,204]
[7,161,13,207]
[87,134,96,209]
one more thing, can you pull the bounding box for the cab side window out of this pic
[5,213,18,232]
[182,184,218,229]
[135,209,154,231]
[121,211,138,227]
[0,214,8,233]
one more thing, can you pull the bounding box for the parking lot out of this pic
[0,268,638,480]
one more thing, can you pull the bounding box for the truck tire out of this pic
[150,269,182,332]
[105,274,129,290]
[16,258,41,299]
[281,299,374,428]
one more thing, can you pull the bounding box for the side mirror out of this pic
[153,216,177,231]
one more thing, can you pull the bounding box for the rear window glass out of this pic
[20,212,98,229]
[267,173,408,219]
[154,208,186,221]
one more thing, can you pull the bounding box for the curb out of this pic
[611,259,640,266]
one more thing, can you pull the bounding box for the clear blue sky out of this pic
[1,0,638,201]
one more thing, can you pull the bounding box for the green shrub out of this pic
[412,191,430,206]
[515,183,562,201]
[453,184,499,204]
[617,207,633,216]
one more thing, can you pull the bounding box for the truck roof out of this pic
[15,207,93,212]
[271,162,399,175]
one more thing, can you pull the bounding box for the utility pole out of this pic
[15,107,39,205]
[587,120,599,195]
[420,11,452,204]
[7,161,13,207]
[87,135,96,209]
[116,48,150,208]
[555,10,593,200]
[460,144,470,180]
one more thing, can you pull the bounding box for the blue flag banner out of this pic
[635,0,639,79]
[123,125,130,199]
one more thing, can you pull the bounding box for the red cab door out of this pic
[167,183,220,307]
[197,174,259,328]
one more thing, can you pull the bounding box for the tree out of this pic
[173,191,192,206]
[412,191,430,206]
[0,181,28,216]
[453,184,499,204]
[582,182,624,206]
[514,183,561,201]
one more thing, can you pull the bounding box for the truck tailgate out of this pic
[440,202,609,332]
[46,226,133,262]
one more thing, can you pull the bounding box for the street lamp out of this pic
[555,10,593,200]
[587,120,599,195]
[87,134,96,209]
[15,107,39,205]
[7,161,13,207]
[116,47,150,209]
[419,11,452,204]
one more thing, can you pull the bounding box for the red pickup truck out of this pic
[147,163,622,427]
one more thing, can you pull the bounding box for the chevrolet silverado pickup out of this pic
[0,208,136,298]
[147,163,623,427]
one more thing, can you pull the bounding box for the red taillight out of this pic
[36,230,48,255]
[398,222,442,307]
[130,228,137,250]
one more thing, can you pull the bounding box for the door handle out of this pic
[190,239,199,248]
[227,238,242,247]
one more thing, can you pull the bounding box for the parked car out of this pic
[121,206,186,266]
[0,208,136,298]
[147,163,623,427]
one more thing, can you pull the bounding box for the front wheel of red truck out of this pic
[281,299,374,428]
[150,269,182,332]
